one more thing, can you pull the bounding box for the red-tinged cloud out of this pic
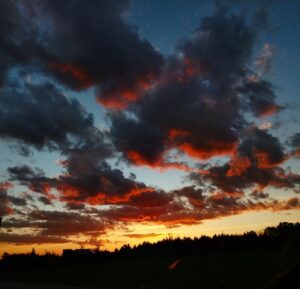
[127,150,153,166]
[239,80,282,117]
[8,157,154,207]
[97,88,142,110]
[0,182,14,217]
[74,187,155,206]
[55,154,153,205]
[97,74,157,109]
[1,193,299,246]
[179,142,237,160]
[109,15,250,164]
[226,156,252,177]
[2,178,300,243]
[48,62,93,90]
[108,10,285,173]
[0,1,163,109]
[1,1,300,247]
[183,57,208,78]
[98,186,300,228]
[253,150,286,169]
[0,182,13,191]
[190,129,300,194]
[258,104,281,118]
[8,166,57,206]
[126,149,200,173]
[39,0,163,108]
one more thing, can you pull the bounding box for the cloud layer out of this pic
[0,0,299,247]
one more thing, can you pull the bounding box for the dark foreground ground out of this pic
[0,282,102,289]
[0,250,299,289]
[1,223,299,289]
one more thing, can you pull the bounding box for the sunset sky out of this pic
[0,0,300,255]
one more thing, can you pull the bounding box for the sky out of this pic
[0,0,300,255]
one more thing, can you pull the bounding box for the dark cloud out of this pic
[8,158,152,207]
[239,80,280,117]
[190,128,300,194]
[238,128,285,169]
[0,233,69,245]
[0,1,299,246]
[109,10,279,167]
[253,4,269,30]
[1,0,165,216]
[28,210,106,236]
[180,11,255,82]
[65,203,86,211]
[0,73,151,205]
[288,133,300,157]
[110,112,165,165]
[39,0,163,108]
[123,190,174,208]
[8,165,56,196]
[99,186,300,227]
[0,183,13,217]
[0,82,109,153]
[2,81,120,207]
[8,196,27,207]
[0,182,28,217]
[250,190,269,199]
[174,186,205,209]
[38,196,53,206]
[0,0,163,108]
[1,209,107,239]
[289,133,300,148]
[57,161,152,205]
[52,141,153,205]
[0,0,37,85]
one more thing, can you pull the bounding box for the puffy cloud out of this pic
[57,163,152,205]
[180,11,255,82]
[40,0,163,107]
[109,10,281,169]
[0,0,37,85]
[110,112,165,165]
[190,128,300,194]
[238,128,285,169]
[239,80,281,117]
[8,159,153,207]
[0,1,299,246]
[0,0,163,109]
[8,165,55,195]
[0,82,109,153]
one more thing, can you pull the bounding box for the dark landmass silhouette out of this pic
[0,222,299,289]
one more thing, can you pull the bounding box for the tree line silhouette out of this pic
[1,222,299,269]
